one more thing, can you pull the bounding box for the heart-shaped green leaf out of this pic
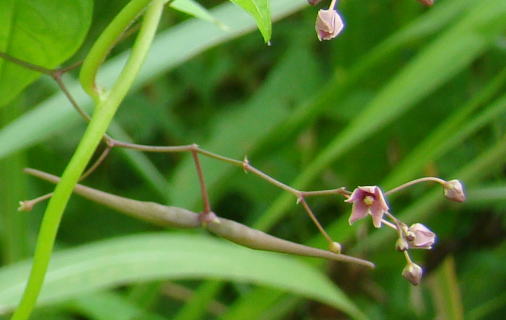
[0,0,93,107]
[229,0,271,42]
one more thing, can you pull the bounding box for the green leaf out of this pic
[431,257,464,320]
[65,291,166,320]
[0,0,93,107]
[0,233,363,319]
[0,0,304,162]
[170,0,226,30]
[229,0,271,42]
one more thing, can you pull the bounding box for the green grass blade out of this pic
[384,69,506,188]
[0,233,364,319]
[266,0,476,147]
[65,291,166,320]
[170,0,225,29]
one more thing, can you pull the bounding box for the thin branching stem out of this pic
[52,74,91,122]
[191,147,212,214]
[80,146,113,180]
[0,52,351,243]
[403,250,413,264]
[384,212,405,238]
[298,197,334,244]
[19,146,114,211]
[381,218,397,230]
[385,177,447,195]
[0,51,91,120]
[0,52,52,74]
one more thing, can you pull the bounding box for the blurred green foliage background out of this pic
[0,0,505,319]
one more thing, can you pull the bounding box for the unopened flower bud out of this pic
[328,241,342,253]
[307,0,323,6]
[407,223,436,249]
[416,0,434,6]
[396,238,409,251]
[315,9,344,41]
[402,262,423,285]
[444,179,465,202]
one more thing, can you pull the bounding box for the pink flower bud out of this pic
[444,179,465,202]
[315,9,344,41]
[402,262,423,285]
[417,0,434,6]
[345,186,390,228]
[307,0,323,6]
[407,223,436,249]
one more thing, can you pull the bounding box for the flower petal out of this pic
[348,201,369,225]
[369,187,389,228]
[370,201,385,228]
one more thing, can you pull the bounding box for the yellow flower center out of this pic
[363,195,374,206]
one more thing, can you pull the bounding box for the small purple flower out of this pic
[315,9,344,41]
[444,179,465,202]
[402,262,423,285]
[407,223,436,249]
[345,186,389,228]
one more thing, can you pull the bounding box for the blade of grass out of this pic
[263,0,477,148]
[384,69,506,188]
[467,291,506,320]
[429,256,464,320]
[170,0,225,29]
[0,233,366,319]
[466,184,506,203]
[65,291,166,320]
[0,105,29,264]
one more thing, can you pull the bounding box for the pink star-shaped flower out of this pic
[345,186,389,228]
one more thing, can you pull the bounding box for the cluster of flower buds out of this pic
[309,0,435,41]
[344,177,464,285]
